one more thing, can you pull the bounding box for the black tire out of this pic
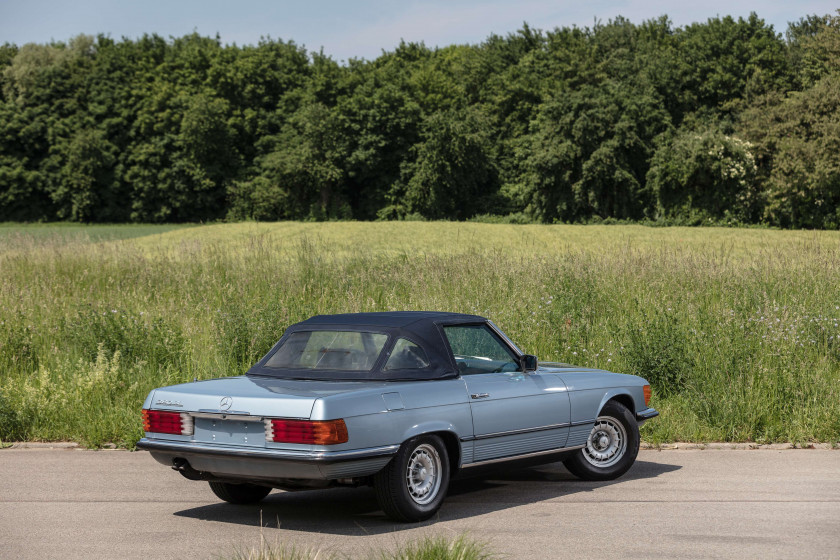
[208,481,272,504]
[563,400,640,481]
[374,434,450,522]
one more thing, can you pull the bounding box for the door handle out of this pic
[470,393,490,399]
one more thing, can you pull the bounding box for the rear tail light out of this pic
[264,419,348,445]
[142,409,194,436]
[643,385,652,407]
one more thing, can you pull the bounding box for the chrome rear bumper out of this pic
[137,438,398,480]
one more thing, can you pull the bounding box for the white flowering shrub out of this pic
[647,128,761,223]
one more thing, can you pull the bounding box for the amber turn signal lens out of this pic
[265,419,349,445]
[643,385,652,407]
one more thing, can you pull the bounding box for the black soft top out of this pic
[300,311,484,328]
[247,311,486,381]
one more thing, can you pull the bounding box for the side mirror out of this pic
[520,354,538,372]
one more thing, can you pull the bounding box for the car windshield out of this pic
[264,330,389,371]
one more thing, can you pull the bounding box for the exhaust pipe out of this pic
[172,457,210,481]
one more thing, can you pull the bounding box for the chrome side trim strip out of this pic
[136,438,399,463]
[461,445,585,468]
[460,422,571,442]
[459,420,595,442]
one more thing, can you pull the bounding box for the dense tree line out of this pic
[1,12,839,227]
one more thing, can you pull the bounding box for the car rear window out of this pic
[264,330,389,371]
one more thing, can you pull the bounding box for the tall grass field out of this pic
[1,222,839,447]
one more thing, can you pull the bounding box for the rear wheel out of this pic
[563,400,640,481]
[374,434,450,522]
[208,481,272,504]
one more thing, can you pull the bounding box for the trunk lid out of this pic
[150,376,382,449]
[151,376,325,419]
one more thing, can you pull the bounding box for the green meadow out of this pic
[1,222,838,447]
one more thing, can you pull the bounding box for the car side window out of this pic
[383,338,431,370]
[443,324,519,375]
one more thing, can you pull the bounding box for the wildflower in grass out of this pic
[1,223,838,445]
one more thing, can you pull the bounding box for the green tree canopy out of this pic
[0,13,838,227]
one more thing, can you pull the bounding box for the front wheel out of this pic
[374,435,450,522]
[563,400,640,481]
[208,481,272,504]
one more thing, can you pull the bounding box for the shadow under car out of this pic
[173,459,682,535]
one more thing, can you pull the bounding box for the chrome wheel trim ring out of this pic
[405,443,442,505]
[583,415,627,468]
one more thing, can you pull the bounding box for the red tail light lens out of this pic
[643,385,652,407]
[142,409,194,435]
[265,419,348,445]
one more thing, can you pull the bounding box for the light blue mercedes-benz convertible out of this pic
[138,311,658,521]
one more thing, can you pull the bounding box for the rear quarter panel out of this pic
[310,378,474,460]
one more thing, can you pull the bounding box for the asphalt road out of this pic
[1,448,838,559]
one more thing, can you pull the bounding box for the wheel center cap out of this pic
[598,435,610,448]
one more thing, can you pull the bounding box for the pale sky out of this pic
[1,1,837,61]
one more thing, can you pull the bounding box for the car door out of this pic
[441,323,571,463]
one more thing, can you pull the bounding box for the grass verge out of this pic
[1,222,839,446]
[224,534,494,560]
